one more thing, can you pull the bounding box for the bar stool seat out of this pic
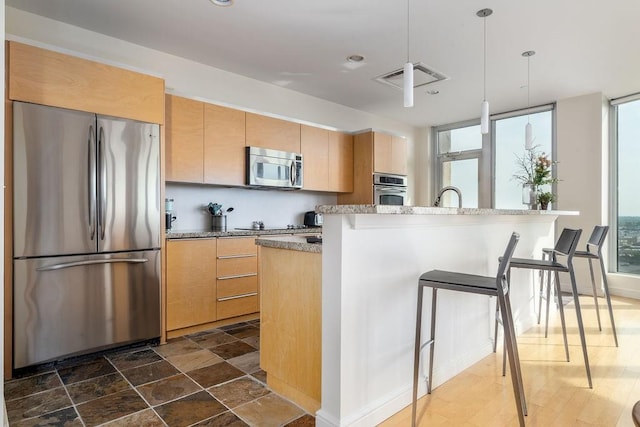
[412,232,526,427]
[633,400,640,427]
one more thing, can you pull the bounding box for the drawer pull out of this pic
[217,254,257,260]
[217,273,257,280]
[218,292,258,302]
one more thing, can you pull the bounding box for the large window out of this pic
[494,110,554,208]
[435,124,483,208]
[612,98,640,274]
[434,106,554,209]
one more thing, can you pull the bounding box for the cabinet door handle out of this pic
[217,273,257,280]
[218,292,258,302]
[217,254,257,259]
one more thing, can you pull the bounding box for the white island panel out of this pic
[317,209,576,427]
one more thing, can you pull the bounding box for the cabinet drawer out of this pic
[217,275,258,299]
[217,256,257,278]
[217,294,259,320]
[217,237,256,257]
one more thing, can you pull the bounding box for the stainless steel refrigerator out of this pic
[13,101,161,369]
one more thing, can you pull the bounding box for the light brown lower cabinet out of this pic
[166,236,261,337]
[216,237,259,320]
[166,239,217,331]
[259,246,321,413]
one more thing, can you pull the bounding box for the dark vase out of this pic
[540,201,549,210]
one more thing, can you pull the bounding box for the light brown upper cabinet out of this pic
[165,95,204,183]
[373,132,408,175]
[246,113,301,153]
[301,126,353,192]
[8,41,164,124]
[204,104,246,186]
[337,130,406,204]
[328,131,354,192]
[166,96,247,185]
[301,125,330,191]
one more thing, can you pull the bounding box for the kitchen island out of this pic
[314,205,578,427]
[256,235,323,413]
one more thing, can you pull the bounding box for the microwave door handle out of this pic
[290,162,296,186]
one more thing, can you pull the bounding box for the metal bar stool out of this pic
[412,232,526,427]
[540,226,618,346]
[507,228,593,389]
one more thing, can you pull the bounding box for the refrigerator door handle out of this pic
[88,125,96,240]
[98,126,107,241]
[36,258,149,271]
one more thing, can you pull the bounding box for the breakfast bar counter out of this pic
[256,235,322,413]
[314,205,578,427]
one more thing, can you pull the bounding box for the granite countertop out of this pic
[166,227,322,239]
[255,235,322,253]
[316,205,579,216]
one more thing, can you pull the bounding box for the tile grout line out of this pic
[98,348,170,427]
[5,321,310,427]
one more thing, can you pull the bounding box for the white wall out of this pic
[555,92,640,299]
[556,93,607,293]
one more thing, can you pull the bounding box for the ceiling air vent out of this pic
[374,62,448,90]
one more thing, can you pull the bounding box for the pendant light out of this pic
[477,8,492,134]
[404,0,414,108]
[523,50,536,149]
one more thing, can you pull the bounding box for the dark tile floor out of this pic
[4,321,315,426]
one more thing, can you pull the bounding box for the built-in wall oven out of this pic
[373,172,407,206]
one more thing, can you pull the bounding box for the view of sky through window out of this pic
[495,111,553,209]
[616,100,640,274]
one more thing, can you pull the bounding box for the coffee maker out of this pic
[165,198,177,231]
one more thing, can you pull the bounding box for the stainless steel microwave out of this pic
[246,146,303,189]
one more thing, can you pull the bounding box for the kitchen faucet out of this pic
[433,186,463,208]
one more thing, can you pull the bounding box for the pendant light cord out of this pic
[527,54,531,124]
[483,15,487,102]
[407,0,410,63]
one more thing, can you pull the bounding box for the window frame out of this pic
[491,104,557,210]
[432,119,491,208]
[608,92,640,273]
[433,104,555,210]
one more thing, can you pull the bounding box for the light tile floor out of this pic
[4,320,315,426]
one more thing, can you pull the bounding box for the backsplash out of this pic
[165,183,337,232]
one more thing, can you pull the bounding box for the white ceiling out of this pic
[6,0,640,128]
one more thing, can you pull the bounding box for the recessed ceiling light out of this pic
[210,0,233,6]
[347,54,365,63]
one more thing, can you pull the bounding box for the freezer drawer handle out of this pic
[36,258,148,271]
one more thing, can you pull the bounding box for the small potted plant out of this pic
[537,191,556,210]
